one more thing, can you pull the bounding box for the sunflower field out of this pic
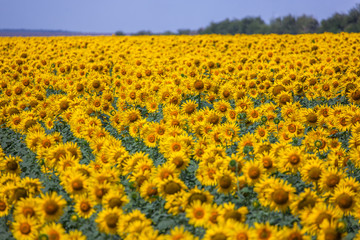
[1,33,360,240]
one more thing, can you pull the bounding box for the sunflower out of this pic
[11,215,40,240]
[242,160,266,186]
[38,222,67,240]
[125,221,154,239]
[301,202,341,236]
[158,177,187,197]
[122,108,142,126]
[318,167,346,196]
[185,200,211,227]
[276,91,293,106]
[196,163,218,186]
[219,122,240,144]
[159,136,190,159]
[247,107,262,123]
[117,209,152,236]
[166,226,198,240]
[347,87,360,105]
[37,191,67,222]
[254,125,270,141]
[301,108,319,128]
[213,100,231,117]
[152,161,179,183]
[67,230,87,240]
[164,191,185,215]
[13,197,39,221]
[181,99,198,116]
[277,145,306,174]
[61,171,88,196]
[317,219,345,240]
[0,195,10,217]
[0,155,22,175]
[122,151,149,175]
[253,222,278,240]
[330,185,358,216]
[205,109,222,126]
[96,207,123,235]
[300,158,325,185]
[337,177,360,193]
[215,169,237,195]
[133,157,154,175]
[202,222,231,240]
[277,223,311,240]
[88,181,111,204]
[143,132,158,148]
[237,133,258,155]
[168,151,190,171]
[140,180,159,203]
[256,152,277,173]
[182,186,214,209]
[218,202,248,224]
[290,188,320,216]
[264,178,296,212]
[228,222,256,240]
[74,194,96,219]
[146,99,159,113]
[25,130,44,152]
[128,168,151,189]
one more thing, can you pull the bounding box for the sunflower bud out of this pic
[71,214,78,222]
[229,160,237,167]
[38,234,49,240]
[314,140,322,149]
[336,220,346,233]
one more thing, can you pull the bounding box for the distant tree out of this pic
[345,4,360,32]
[199,17,268,34]
[296,15,319,33]
[177,29,192,35]
[241,17,268,34]
[270,15,298,34]
[134,30,153,35]
[319,13,347,33]
[114,3,360,35]
[163,31,175,35]
[115,31,125,36]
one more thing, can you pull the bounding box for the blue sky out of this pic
[0,0,358,33]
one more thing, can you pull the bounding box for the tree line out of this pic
[115,4,360,35]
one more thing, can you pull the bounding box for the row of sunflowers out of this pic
[1,33,360,239]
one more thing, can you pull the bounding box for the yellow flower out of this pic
[215,169,237,195]
[253,222,278,240]
[37,191,67,222]
[242,159,266,186]
[74,194,96,219]
[290,188,320,216]
[330,185,358,216]
[0,155,22,175]
[13,197,39,221]
[38,222,67,240]
[277,223,311,240]
[0,195,10,217]
[165,226,198,240]
[264,178,296,212]
[67,229,87,240]
[12,215,40,240]
[185,200,211,227]
[218,202,248,224]
[96,207,123,235]
[277,145,306,174]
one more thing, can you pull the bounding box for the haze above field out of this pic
[0,0,358,34]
